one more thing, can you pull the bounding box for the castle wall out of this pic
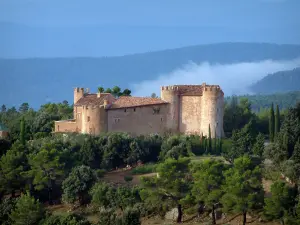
[107,104,169,135]
[179,96,202,134]
[200,85,224,138]
[54,120,78,133]
[160,86,179,133]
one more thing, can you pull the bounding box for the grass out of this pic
[190,155,225,163]
[131,164,157,175]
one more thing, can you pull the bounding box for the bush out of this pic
[97,209,122,225]
[41,213,91,225]
[122,207,141,225]
[124,176,133,182]
[0,197,16,225]
[131,164,156,175]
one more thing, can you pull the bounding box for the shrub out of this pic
[122,207,141,225]
[124,176,133,182]
[0,197,16,225]
[41,213,91,225]
[131,164,156,175]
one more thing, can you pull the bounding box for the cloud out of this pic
[130,58,300,97]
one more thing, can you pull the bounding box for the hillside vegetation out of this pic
[250,67,300,94]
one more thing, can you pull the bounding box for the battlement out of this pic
[161,86,179,91]
[75,87,85,92]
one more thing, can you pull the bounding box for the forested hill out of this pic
[250,67,300,94]
[226,91,300,112]
[1,42,300,108]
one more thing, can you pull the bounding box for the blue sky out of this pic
[0,0,299,57]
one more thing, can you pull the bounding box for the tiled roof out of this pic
[109,96,168,109]
[74,93,115,106]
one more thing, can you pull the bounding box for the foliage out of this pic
[9,192,45,225]
[275,104,281,136]
[0,198,16,225]
[122,207,141,225]
[62,165,96,205]
[252,133,265,157]
[264,181,297,224]
[221,156,264,225]
[191,159,227,224]
[269,103,275,142]
[141,157,191,223]
[131,164,156,175]
[41,213,91,225]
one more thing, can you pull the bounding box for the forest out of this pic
[0,94,300,225]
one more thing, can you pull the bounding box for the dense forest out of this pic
[250,67,300,94]
[1,94,300,225]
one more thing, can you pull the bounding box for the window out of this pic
[57,125,59,131]
[87,116,90,122]
[161,118,163,122]
[133,108,136,112]
[124,109,127,112]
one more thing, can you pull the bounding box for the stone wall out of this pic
[54,120,78,133]
[179,96,202,134]
[107,104,169,136]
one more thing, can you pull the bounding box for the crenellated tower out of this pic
[74,87,85,104]
[160,85,180,133]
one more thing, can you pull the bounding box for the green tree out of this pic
[62,165,96,205]
[141,158,191,223]
[105,88,112,93]
[264,181,296,225]
[252,133,265,157]
[0,197,16,225]
[122,207,141,225]
[98,87,104,93]
[9,192,45,225]
[112,86,121,97]
[291,140,300,164]
[275,104,280,136]
[20,117,26,146]
[0,149,26,197]
[122,89,132,96]
[41,213,91,225]
[192,159,227,224]
[24,146,64,204]
[19,103,29,113]
[90,182,116,209]
[1,104,6,112]
[269,103,275,142]
[208,124,212,153]
[221,156,264,225]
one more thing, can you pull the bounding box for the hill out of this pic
[250,67,300,94]
[1,42,300,107]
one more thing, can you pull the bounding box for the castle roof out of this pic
[109,96,168,109]
[74,93,115,106]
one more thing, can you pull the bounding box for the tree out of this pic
[208,124,212,153]
[9,192,45,225]
[41,213,91,225]
[20,117,26,146]
[112,86,121,97]
[291,140,300,164]
[98,86,105,93]
[62,165,96,205]
[192,159,227,224]
[221,156,264,225]
[269,103,275,142]
[1,104,6,112]
[19,103,29,113]
[0,197,16,225]
[24,146,64,205]
[264,181,296,225]
[122,207,141,225]
[105,88,112,93]
[252,133,265,157]
[275,104,281,136]
[122,89,131,96]
[62,100,69,105]
[0,149,26,197]
[151,93,157,98]
[141,158,191,223]
[90,182,116,209]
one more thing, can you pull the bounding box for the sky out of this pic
[0,0,300,57]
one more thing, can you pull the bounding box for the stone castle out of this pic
[54,83,224,138]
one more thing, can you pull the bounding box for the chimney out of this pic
[97,92,101,98]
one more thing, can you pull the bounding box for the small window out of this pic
[133,108,136,112]
[87,116,90,122]
[161,118,163,122]
[57,125,60,131]
[124,109,127,112]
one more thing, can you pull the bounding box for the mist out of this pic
[131,58,300,97]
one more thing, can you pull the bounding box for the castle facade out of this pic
[54,83,224,138]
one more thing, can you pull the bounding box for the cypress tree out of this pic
[269,103,275,142]
[214,130,217,155]
[208,124,212,154]
[219,139,223,154]
[20,117,26,146]
[275,104,280,136]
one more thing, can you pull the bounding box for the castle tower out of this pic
[74,87,85,104]
[200,84,224,138]
[160,86,180,132]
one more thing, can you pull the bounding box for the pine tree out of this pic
[275,104,280,136]
[291,140,300,164]
[208,124,212,154]
[269,103,275,142]
[20,117,26,146]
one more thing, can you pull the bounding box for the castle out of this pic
[54,83,224,138]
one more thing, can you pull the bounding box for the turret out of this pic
[74,87,85,104]
[200,83,224,138]
[160,85,180,132]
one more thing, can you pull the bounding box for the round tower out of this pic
[160,86,180,132]
[81,105,101,135]
[200,84,224,138]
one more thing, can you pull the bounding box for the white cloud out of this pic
[130,58,300,97]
